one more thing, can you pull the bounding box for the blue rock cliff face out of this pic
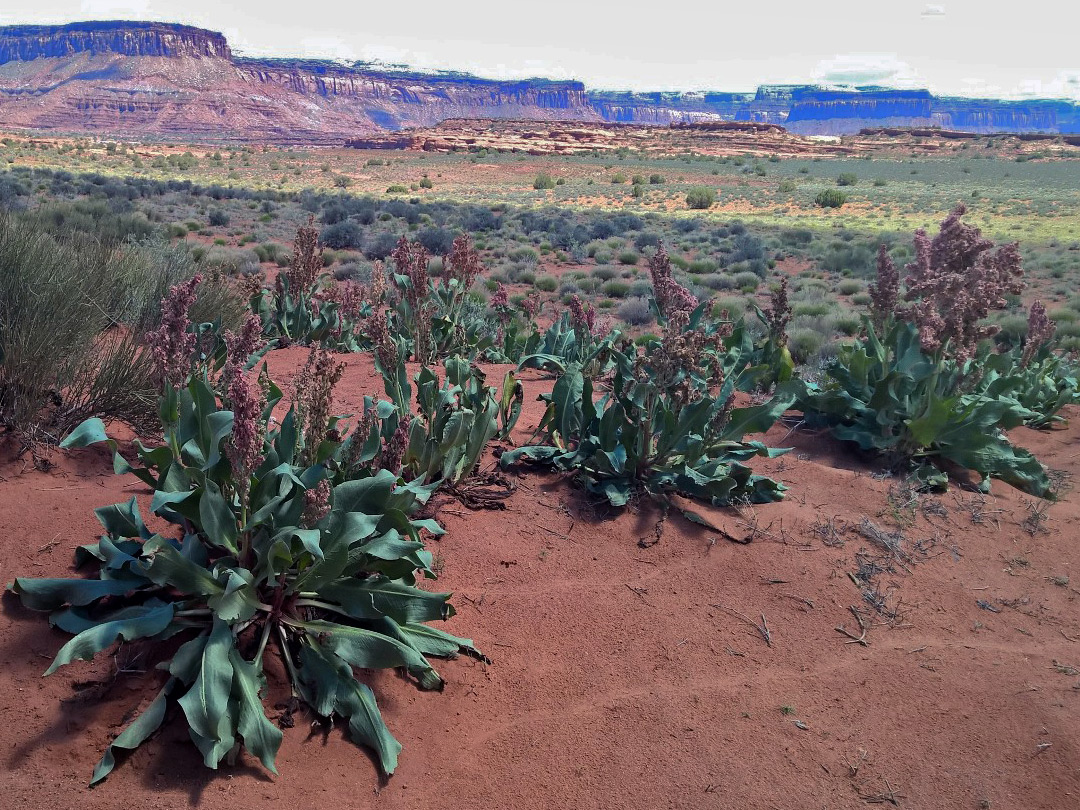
[0,22,1077,140]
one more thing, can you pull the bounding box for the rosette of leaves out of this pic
[973,344,1078,429]
[517,311,617,377]
[501,319,795,509]
[8,373,481,784]
[796,317,1053,496]
[250,276,369,351]
[483,317,543,364]
[403,358,502,486]
[388,240,493,364]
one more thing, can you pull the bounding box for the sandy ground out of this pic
[1,349,1077,809]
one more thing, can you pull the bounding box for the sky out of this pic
[2,0,1079,100]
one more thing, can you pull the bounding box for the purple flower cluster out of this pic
[763,276,792,344]
[568,294,597,334]
[294,347,344,467]
[520,291,542,320]
[147,273,203,387]
[869,245,900,332]
[390,236,430,311]
[446,233,483,291]
[287,217,323,293]
[489,282,511,323]
[302,479,332,527]
[225,368,267,483]
[367,308,398,372]
[378,418,410,475]
[902,205,1024,361]
[390,237,434,361]
[648,241,698,319]
[1022,300,1055,368]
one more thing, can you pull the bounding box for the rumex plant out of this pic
[972,301,1079,429]
[8,285,479,784]
[517,297,616,377]
[387,234,493,364]
[798,207,1054,495]
[746,276,795,390]
[502,305,795,510]
[249,218,369,350]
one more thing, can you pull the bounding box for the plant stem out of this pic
[276,623,301,696]
[254,618,273,665]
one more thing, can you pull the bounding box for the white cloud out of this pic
[80,0,153,18]
[1013,70,1080,100]
[921,4,946,17]
[812,53,922,88]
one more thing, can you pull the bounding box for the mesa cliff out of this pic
[0,21,1077,142]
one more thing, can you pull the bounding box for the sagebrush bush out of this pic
[0,215,240,445]
[616,296,654,326]
[602,280,630,298]
[685,187,717,210]
[815,189,848,209]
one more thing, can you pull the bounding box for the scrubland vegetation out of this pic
[1,132,1078,787]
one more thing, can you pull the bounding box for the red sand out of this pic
[1,349,1077,809]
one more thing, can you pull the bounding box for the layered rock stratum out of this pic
[1,21,1078,142]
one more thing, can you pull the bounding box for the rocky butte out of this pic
[0,21,1078,143]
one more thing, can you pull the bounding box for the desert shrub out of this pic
[592,265,618,281]
[386,184,408,193]
[689,258,719,274]
[814,189,848,209]
[793,300,833,318]
[364,231,400,261]
[602,280,630,298]
[535,276,558,293]
[838,279,864,295]
[649,174,665,184]
[26,200,158,246]
[778,180,797,193]
[208,208,230,227]
[837,172,858,186]
[320,221,364,250]
[787,327,824,363]
[611,173,627,184]
[0,217,244,444]
[685,187,717,210]
[416,227,456,256]
[733,271,760,290]
[616,296,654,326]
[832,312,863,336]
[533,173,556,190]
[617,251,640,266]
[419,176,434,189]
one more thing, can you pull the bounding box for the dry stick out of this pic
[836,606,871,646]
[712,603,772,647]
[859,777,905,806]
[779,593,815,609]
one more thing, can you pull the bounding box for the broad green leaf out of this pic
[177,618,235,745]
[228,650,282,774]
[45,602,174,675]
[299,619,442,690]
[9,577,139,611]
[60,418,111,449]
[317,578,452,624]
[199,481,239,552]
[144,541,225,598]
[297,641,402,775]
[90,677,180,785]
